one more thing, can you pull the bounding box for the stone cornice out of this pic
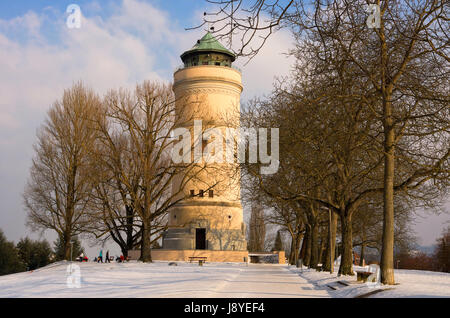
[172,200,242,208]
[173,77,243,94]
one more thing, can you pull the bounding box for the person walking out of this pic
[98,249,103,263]
[105,250,110,263]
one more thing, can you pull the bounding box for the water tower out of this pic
[161,33,248,260]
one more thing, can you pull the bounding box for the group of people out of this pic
[77,250,129,263]
[76,253,88,262]
[95,249,110,263]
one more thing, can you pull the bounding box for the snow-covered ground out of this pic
[0,261,329,298]
[0,261,448,298]
[289,266,450,298]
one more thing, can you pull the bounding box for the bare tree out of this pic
[95,81,209,262]
[243,67,385,274]
[291,0,449,284]
[86,135,143,258]
[434,226,450,273]
[266,201,305,265]
[204,0,450,284]
[191,0,295,59]
[24,82,102,260]
[248,202,266,252]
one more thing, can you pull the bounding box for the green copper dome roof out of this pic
[180,32,236,62]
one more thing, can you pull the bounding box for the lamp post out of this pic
[70,240,74,263]
[328,208,333,274]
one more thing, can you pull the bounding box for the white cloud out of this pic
[0,1,205,117]
[0,0,294,248]
[0,0,294,134]
[237,29,294,101]
[108,0,172,42]
[0,10,43,40]
[0,0,193,245]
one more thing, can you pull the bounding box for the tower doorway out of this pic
[195,228,206,250]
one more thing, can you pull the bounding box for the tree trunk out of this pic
[301,225,311,267]
[322,234,331,271]
[124,205,136,258]
[289,236,295,265]
[359,243,366,266]
[381,118,396,284]
[319,235,326,267]
[379,14,396,283]
[359,225,366,266]
[293,233,302,265]
[322,210,337,272]
[289,232,303,265]
[121,247,128,259]
[63,232,72,261]
[309,221,319,269]
[338,213,354,276]
[140,221,152,262]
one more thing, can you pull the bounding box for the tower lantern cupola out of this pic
[180,32,236,68]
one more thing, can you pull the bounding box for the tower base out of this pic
[128,249,249,263]
[162,226,247,251]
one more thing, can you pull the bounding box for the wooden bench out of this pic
[354,264,380,283]
[189,256,207,265]
[356,270,373,282]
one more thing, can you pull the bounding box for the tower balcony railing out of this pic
[174,64,242,73]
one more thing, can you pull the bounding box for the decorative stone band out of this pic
[173,79,243,95]
[172,201,242,208]
[173,120,239,129]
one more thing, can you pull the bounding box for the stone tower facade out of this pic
[162,33,247,252]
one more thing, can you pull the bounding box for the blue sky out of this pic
[0,0,295,257]
[0,0,447,257]
[0,0,209,49]
[0,0,205,19]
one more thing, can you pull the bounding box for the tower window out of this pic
[190,190,195,197]
[209,190,214,198]
[199,190,204,197]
